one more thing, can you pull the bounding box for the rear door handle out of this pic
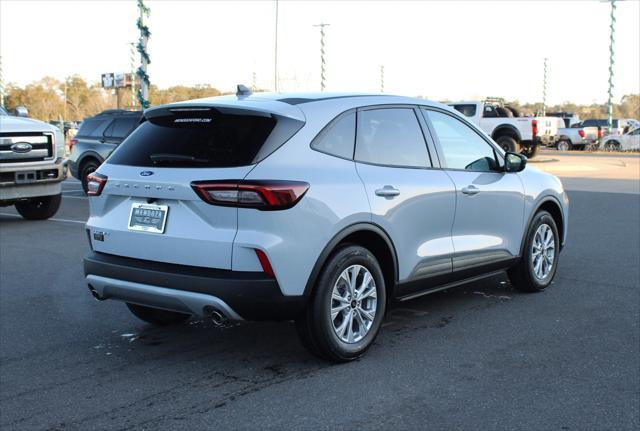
[461,185,480,195]
[375,186,400,198]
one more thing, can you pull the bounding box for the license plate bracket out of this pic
[128,203,168,234]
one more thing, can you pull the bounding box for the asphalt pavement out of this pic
[0,170,638,430]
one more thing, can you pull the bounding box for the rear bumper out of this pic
[83,251,306,321]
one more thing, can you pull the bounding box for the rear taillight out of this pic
[255,249,275,277]
[68,138,78,151]
[191,180,309,210]
[597,126,604,138]
[86,173,108,196]
[578,129,585,138]
[531,119,538,136]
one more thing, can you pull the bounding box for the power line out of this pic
[314,23,330,92]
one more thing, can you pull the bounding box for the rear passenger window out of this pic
[311,112,355,159]
[355,108,430,168]
[76,118,103,138]
[107,118,139,139]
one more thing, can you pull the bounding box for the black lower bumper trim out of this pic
[83,251,306,321]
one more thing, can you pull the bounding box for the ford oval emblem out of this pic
[10,142,32,153]
[139,171,154,177]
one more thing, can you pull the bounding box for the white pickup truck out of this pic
[0,106,66,219]
[448,100,559,158]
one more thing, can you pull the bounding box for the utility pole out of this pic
[314,23,329,92]
[252,70,257,92]
[607,0,617,130]
[0,55,4,108]
[130,42,136,108]
[274,0,279,92]
[380,65,385,93]
[542,57,548,116]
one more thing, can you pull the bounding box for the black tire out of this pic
[126,303,190,326]
[496,135,520,153]
[295,245,387,362]
[508,211,560,293]
[14,194,62,220]
[495,107,513,118]
[505,106,521,117]
[604,140,621,151]
[521,145,540,158]
[556,140,572,151]
[80,159,101,194]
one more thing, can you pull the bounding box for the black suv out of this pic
[68,110,142,192]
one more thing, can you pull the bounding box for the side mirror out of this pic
[13,106,29,118]
[504,152,527,172]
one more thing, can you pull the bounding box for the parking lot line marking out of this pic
[62,195,88,200]
[0,213,86,225]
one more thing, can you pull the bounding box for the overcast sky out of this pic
[1,0,639,104]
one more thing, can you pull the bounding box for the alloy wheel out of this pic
[330,264,377,343]
[531,223,555,280]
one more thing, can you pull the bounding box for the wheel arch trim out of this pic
[303,222,399,297]
[492,125,522,142]
[520,195,566,256]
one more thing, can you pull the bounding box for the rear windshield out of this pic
[107,109,301,168]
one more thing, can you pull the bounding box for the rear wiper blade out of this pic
[150,153,208,164]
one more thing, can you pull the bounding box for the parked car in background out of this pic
[68,109,142,192]
[601,128,640,151]
[449,99,558,158]
[546,112,581,128]
[581,118,633,137]
[83,92,569,361]
[0,106,66,219]
[555,124,599,151]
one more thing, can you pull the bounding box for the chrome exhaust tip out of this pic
[87,284,104,301]
[210,310,227,326]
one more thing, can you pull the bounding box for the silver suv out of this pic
[83,92,569,361]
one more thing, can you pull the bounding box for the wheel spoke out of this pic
[331,303,350,320]
[360,285,377,300]
[356,271,372,296]
[359,308,375,322]
[332,291,349,303]
[346,311,355,343]
[354,309,367,332]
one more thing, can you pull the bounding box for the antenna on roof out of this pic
[236,84,252,97]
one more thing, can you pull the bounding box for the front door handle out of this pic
[375,185,400,198]
[461,185,480,195]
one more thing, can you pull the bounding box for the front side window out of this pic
[355,108,430,168]
[311,112,355,159]
[426,110,499,172]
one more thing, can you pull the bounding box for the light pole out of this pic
[0,55,4,108]
[130,42,136,108]
[274,0,279,92]
[542,57,548,116]
[136,0,151,108]
[606,0,617,130]
[314,23,329,91]
[380,65,385,93]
